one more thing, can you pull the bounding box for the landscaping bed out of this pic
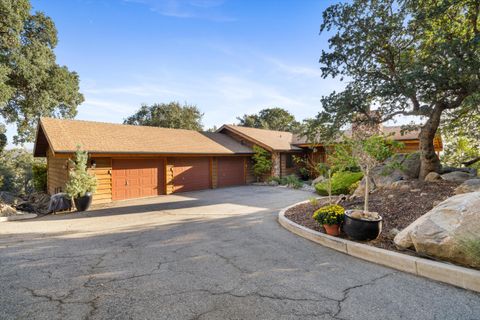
[285,180,459,252]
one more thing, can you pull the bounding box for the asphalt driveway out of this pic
[0,186,479,320]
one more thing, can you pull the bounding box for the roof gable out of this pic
[218,125,302,152]
[34,118,253,156]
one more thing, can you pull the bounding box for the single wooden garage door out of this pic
[217,157,245,187]
[112,159,164,201]
[173,157,210,193]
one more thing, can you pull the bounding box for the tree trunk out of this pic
[418,106,443,179]
[364,167,369,212]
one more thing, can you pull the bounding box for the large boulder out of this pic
[424,172,442,182]
[454,179,480,195]
[0,202,18,217]
[441,166,477,176]
[353,153,420,196]
[394,192,480,267]
[441,171,475,183]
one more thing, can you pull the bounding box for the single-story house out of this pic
[33,118,442,204]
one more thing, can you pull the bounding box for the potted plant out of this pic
[333,133,400,240]
[65,147,97,212]
[313,204,345,236]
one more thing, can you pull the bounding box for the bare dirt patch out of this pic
[285,180,459,252]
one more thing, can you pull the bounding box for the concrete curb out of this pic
[278,200,480,293]
[0,213,37,222]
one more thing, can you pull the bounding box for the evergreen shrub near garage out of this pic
[315,171,363,196]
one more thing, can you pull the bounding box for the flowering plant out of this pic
[312,204,345,226]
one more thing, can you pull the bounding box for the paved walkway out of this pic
[0,186,479,319]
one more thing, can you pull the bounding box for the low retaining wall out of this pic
[278,200,480,293]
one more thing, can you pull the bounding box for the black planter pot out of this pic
[343,210,383,241]
[74,192,93,212]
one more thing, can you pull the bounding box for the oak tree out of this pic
[314,0,480,178]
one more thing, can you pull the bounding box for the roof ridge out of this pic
[41,117,205,133]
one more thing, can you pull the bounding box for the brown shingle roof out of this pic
[34,118,253,156]
[218,125,302,151]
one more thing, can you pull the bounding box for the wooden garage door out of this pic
[173,157,210,193]
[217,157,245,187]
[112,159,164,201]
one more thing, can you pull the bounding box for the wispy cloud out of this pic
[123,0,235,21]
[261,55,323,78]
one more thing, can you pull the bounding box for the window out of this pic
[285,154,294,168]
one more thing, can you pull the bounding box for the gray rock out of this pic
[386,228,400,240]
[311,175,326,186]
[441,171,474,183]
[454,179,480,194]
[424,172,442,182]
[441,166,477,176]
[394,192,480,267]
[400,152,421,179]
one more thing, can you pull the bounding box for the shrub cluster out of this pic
[269,174,303,189]
[315,171,363,196]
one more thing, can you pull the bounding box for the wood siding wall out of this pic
[280,153,298,177]
[165,158,174,194]
[47,148,68,195]
[211,157,218,188]
[88,158,112,204]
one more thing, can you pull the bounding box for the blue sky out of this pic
[9,0,346,147]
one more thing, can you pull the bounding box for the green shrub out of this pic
[252,145,272,181]
[282,175,303,189]
[32,162,47,192]
[312,204,345,225]
[457,235,480,267]
[348,180,360,195]
[65,148,97,199]
[315,171,363,196]
[309,197,319,207]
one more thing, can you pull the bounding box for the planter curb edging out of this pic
[278,200,480,293]
[0,213,37,222]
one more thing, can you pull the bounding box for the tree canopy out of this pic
[124,102,204,131]
[237,107,301,132]
[0,0,84,144]
[312,0,480,178]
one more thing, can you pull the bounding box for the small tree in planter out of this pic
[252,145,272,182]
[65,147,97,211]
[334,133,400,240]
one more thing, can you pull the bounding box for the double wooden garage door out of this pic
[112,157,245,201]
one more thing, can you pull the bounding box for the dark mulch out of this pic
[285,180,459,252]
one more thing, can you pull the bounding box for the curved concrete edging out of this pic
[278,200,480,293]
[0,213,37,222]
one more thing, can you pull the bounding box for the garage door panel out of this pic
[112,159,165,201]
[173,157,210,193]
[217,157,245,187]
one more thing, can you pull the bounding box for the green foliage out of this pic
[315,171,363,196]
[65,148,97,199]
[0,148,41,194]
[282,175,303,189]
[32,162,47,192]
[456,234,480,267]
[441,111,480,170]
[348,180,360,195]
[309,197,319,207]
[1,0,84,144]
[124,102,204,131]
[313,0,480,175]
[268,174,303,189]
[252,145,272,180]
[293,154,330,179]
[313,204,345,226]
[0,124,6,153]
[237,107,301,132]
